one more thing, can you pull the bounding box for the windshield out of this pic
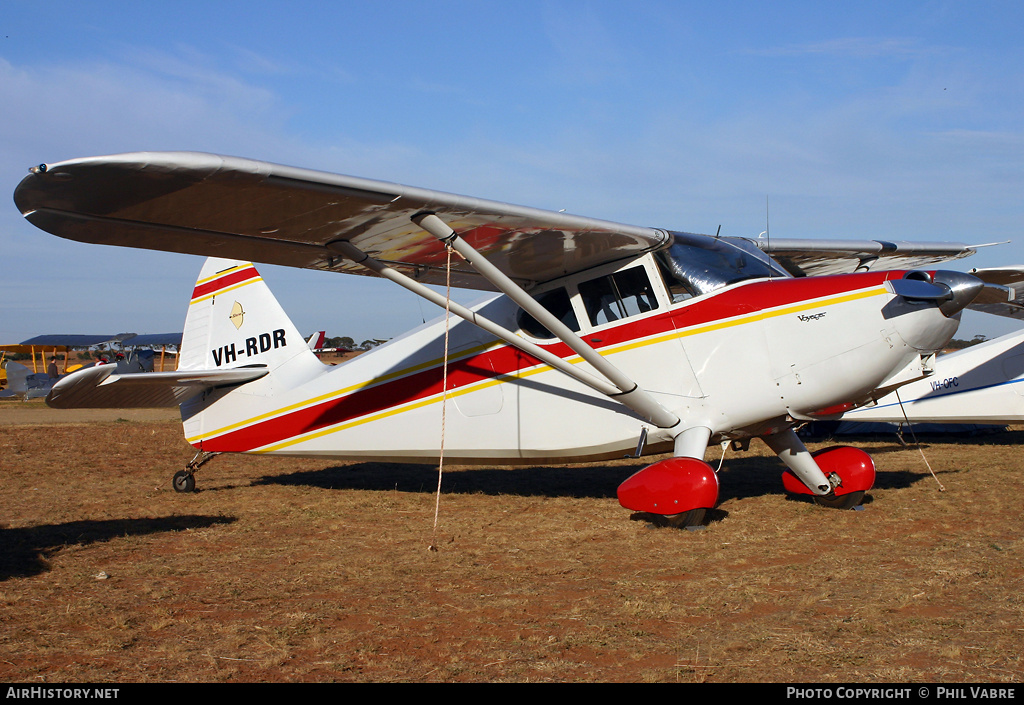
[657,231,789,299]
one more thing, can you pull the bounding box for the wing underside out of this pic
[15,152,985,289]
[15,152,670,290]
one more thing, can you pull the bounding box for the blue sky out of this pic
[2,1,1023,343]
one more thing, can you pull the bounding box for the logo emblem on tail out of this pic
[230,301,245,330]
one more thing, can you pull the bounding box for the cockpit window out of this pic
[578,266,658,327]
[657,231,789,299]
[517,287,580,339]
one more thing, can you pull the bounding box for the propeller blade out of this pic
[886,271,985,318]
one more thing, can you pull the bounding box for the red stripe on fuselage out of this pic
[191,266,260,301]
[196,271,898,452]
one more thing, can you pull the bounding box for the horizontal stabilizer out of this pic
[46,364,267,409]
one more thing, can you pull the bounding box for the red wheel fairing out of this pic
[618,457,719,515]
[781,446,875,506]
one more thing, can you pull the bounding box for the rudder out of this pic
[180,258,322,380]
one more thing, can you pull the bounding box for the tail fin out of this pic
[44,258,321,412]
[179,258,327,447]
[180,258,323,381]
[307,330,326,352]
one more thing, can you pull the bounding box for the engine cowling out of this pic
[617,457,719,515]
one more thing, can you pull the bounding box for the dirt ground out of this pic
[0,402,179,425]
[1,399,1022,683]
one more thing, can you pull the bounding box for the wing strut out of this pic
[407,212,680,429]
[328,239,619,398]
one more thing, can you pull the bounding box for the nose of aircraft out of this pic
[888,270,985,318]
[884,270,985,352]
[931,270,985,317]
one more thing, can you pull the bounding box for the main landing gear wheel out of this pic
[173,470,196,493]
[617,457,718,529]
[778,445,875,511]
[665,507,707,528]
[813,490,865,510]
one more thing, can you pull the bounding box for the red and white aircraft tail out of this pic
[176,258,329,447]
[180,258,322,376]
[47,258,325,411]
[306,331,326,352]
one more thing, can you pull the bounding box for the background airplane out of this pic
[1,333,185,398]
[842,328,1024,426]
[1,343,66,393]
[834,266,1024,427]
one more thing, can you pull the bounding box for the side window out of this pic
[578,266,658,327]
[517,287,580,339]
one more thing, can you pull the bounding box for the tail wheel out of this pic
[174,450,219,494]
[173,470,196,493]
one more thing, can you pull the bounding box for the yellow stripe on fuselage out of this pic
[252,370,515,453]
[607,286,885,357]
[185,338,498,443]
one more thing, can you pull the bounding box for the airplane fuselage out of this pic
[181,262,956,464]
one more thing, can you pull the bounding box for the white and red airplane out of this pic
[13,152,1014,526]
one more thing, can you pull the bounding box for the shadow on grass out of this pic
[256,461,642,499]
[0,515,236,581]
[256,450,942,505]
[802,426,1023,445]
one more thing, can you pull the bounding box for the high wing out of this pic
[124,333,184,347]
[14,152,982,289]
[761,243,1017,315]
[20,334,132,347]
[1,343,67,355]
[760,238,980,277]
[13,152,670,290]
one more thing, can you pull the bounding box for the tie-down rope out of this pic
[429,244,455,550]
[896,389,945,492]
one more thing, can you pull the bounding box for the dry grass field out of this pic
[1,400,1022,683]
